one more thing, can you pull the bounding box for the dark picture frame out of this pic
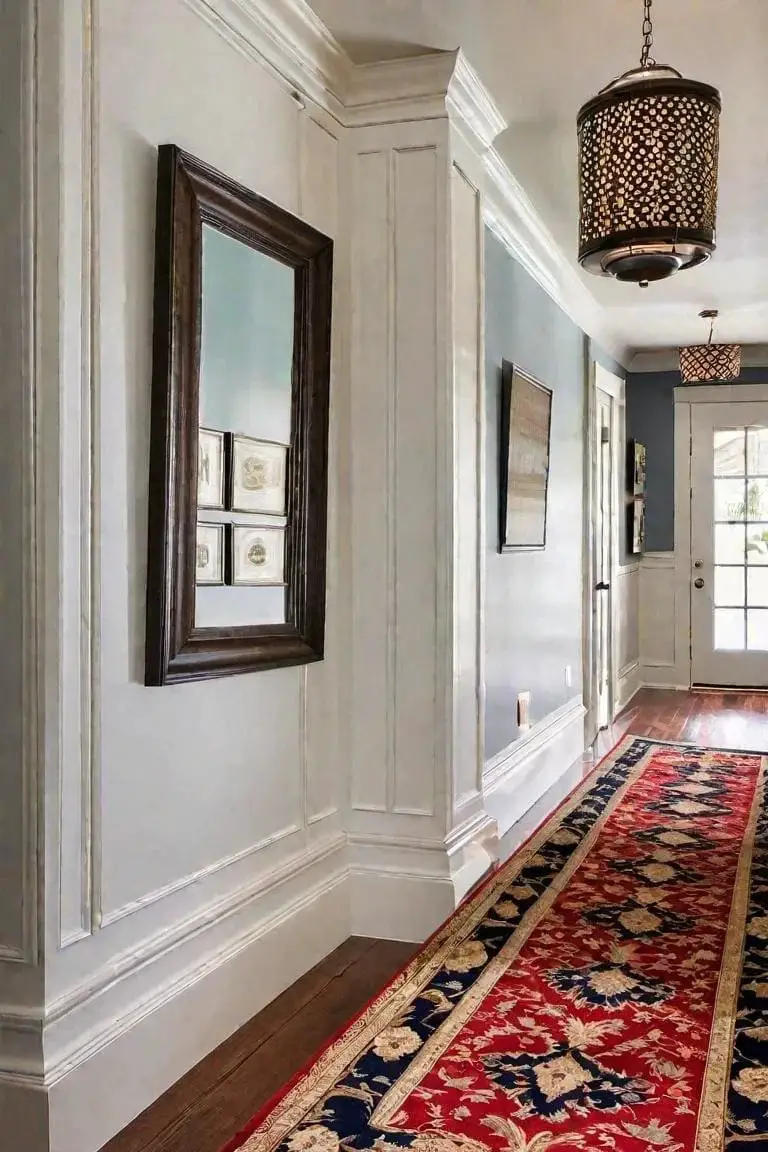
[499,362,553,552]
[226,433,288,516]
[626,439,647,555]
[144,145,333,685]
[226,524,287,587]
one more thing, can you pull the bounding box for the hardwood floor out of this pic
[596,686,768,758]
[103,688,768,1152]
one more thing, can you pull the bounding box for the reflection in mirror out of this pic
[144,144,332,685]
[194,225,294,629]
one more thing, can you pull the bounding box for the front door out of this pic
[691,401,768,685]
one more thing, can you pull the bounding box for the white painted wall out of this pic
[0,2,350,1149]
[0,2,633,1148]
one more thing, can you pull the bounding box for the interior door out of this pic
[594,389,614,727]
[691,401,768,686]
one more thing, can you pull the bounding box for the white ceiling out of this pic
[308,0,768,355]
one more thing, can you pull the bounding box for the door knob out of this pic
[595,582,610,591]
[694,577,705,589]
[694,560,703,569]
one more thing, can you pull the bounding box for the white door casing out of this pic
[584,362,623,740]
[690,399,768,686]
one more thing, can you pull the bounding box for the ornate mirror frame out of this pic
[144,145,333,686]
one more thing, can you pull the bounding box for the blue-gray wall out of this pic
[627,366,768,552]
[485,229,587,760]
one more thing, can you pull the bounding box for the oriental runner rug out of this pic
[224,737,768,1152]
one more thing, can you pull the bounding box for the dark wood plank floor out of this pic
[104,689,768,1152]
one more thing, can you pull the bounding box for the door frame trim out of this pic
[584,360,623,745]
[673,382,768,687]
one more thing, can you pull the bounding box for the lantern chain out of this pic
[640,0,656,68]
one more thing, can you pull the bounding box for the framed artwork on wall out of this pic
[227,525,286,586]
[228,434,288,515]
[629,497,646,555]
[630,439,647,496]
[197,427,225,509]
[627,439,647,554]
[195,523,224,585]
[499,362,553,552]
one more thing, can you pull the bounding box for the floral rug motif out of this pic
[222,737,768,1152]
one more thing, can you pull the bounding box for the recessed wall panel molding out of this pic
[350,148,392,815]
[58,0,102,947]
[0,0,41,965]
[640,552,677,673]
[450,154,484,817]
[391,144,443,819]
[301,113,343,827]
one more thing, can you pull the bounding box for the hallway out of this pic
[104,688,768,1152]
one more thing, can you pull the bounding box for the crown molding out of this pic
[483,148,630,368]
[446,51,507,151]
[345,50,506,149]
[182,0,350,118]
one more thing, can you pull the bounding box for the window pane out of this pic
[748,610,768,651]
[747,525,768,564]
[747,427,768,474]
[715,609,745,651]
[715,523,745,564]
[748,569,768,607]
[714,429,745,476]
[715,567,745,607]
[745,478,768,521]
[715,479,746,521]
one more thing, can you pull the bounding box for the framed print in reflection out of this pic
[195,522,224,584]
[228,435,288,515]
[197,427,225,509]
[227,525,286,586]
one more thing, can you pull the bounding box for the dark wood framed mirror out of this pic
[145,145,333,685]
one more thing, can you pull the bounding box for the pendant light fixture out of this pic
[679,310,741,383]
[577,0,721,286]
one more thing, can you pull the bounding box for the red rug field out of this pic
[223,736,768,1152]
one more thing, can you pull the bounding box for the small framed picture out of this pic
[195,522,224,585]
[228,434,288,515]
[629,497,646,555]
[629,439,647,497]
[227,525,286,586]
[197,427,225,509]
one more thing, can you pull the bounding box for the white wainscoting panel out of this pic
[614,562,641,711]
[47,843,349,1152]
[639,552,681,686]
[449,145,484,818]
[483,697,586,840]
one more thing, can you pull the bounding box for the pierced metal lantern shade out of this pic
[679,343,742,384]
[577,66,721,283]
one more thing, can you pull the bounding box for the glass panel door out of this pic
[691,403,768,685]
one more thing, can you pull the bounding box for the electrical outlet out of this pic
[565,665,572,689]
[517,691,531,730]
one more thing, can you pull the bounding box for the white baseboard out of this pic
[0,1079,48,1148]
[11,837,349,1152]
[483,696,586,839]
[349,809,498,943]
[616,660,642,711]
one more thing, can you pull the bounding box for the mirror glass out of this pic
[194,224,294,628]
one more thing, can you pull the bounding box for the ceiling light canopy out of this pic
[577,0,721,287]
[679,311,742,383]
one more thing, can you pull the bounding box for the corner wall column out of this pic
[346,52,506,939]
